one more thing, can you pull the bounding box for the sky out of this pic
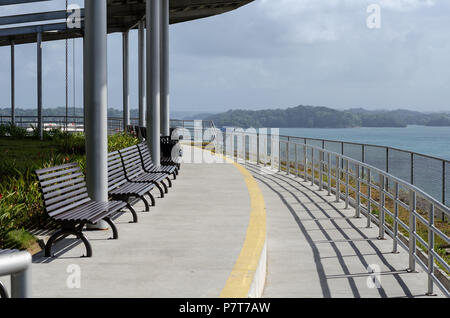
[0,0,449,113]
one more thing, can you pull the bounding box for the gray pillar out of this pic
[138,20,146,130]
[122,31,130,132]
[11,41,15,125]
[160,0,170,136]
[147,0,161,166]
[84,0,108,229]
[37,31,43,140]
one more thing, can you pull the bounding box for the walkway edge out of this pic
[220,159,267,298]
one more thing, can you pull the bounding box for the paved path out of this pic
[1,152,251,298]
[244,163,445,298]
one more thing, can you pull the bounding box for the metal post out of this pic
[256,132,260,165]
[327,154,331,196]
[138,20,146,137]
[355,163,360,218]
[160,0,170,137]
[286,139,290,175]
[442,161,446,217]
[427,203,435,295]
[378,174,385,239]
[0,250,32,298]
[303,145,307,182]
[311,149,315,186]
[393,182,399,253]
[37,31,43,140]
[335,155,340,203]
[84,0,109,229]
[278,140,281,172]
[410,153,414,184]
[345,160,349,209]
[11,41,15,125]
[295,144,298,177]
[319,150,323,191]
[147,0,161,167]
[122,31,130,132]
[367,169,372,228]
[408,190,416,272]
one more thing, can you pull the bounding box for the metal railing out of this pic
[277,135,450,209]
[0,115,140,134]
[218,129,449,296]
[0,249,32,298]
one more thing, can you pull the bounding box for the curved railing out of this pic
[220,129,449,296]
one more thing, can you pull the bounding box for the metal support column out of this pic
[11,41,15,125]
[122,31,130,132]
[37,31,43,140]
[84,0,109,229]
[160,0,170,137]
[147,0,161,167]
[138,20,146,134]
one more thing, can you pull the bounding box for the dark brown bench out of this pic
[35,163,131,258]
[108,150,155,215]
[119,146,171,198]
[137,142,178,179]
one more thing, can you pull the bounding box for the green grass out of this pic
[0,131,139,250]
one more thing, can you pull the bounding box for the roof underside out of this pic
[0,0,254,47]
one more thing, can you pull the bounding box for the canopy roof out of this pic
[0,0,254,46]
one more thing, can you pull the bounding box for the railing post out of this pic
[295,143,299,177]
[442,161,446,222]
[355,163,360,218]
[278,140,281,172]
[319,150,323,191]
[367,169,372,228]
[311,149,315,187]
[327,153,331,196]
[345,159,349,209]
[303,144,307,182]
[393,182,399,253]
[286,138,290,175]
[408,189,416,272]
[378,174,385,239]
[335,155,340,203]
[427,203,435,295]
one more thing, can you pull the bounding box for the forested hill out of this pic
[204,106,450,128]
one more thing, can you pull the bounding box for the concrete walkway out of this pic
[1,152,251,297]
[244,163,445,298]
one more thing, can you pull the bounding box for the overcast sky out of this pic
[0,0,449,113]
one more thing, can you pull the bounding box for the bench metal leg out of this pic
[147,192,156,206]
[126,202,138,222]
[0,281,8,298]
[45,228,93,258]
[165,177,172,188]
[161,180,169,193]
[103,217,118,240]
[154,182,164,198]
[138,195,150,212]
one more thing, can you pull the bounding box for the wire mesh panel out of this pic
[388,149,412,184]
[413,154,443,203]
[343,143,363,162]
[364,145,387,171]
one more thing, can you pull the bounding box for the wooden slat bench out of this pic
[108,150,155,215]
[35,163,130,258]
[119,145,171,198]
[137,142,178,179]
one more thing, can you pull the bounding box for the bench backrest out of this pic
[118,145,145,180]
[35,163,90,218]
[107,151,128,191]
[137,142,155,171]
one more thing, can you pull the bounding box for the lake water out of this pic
[277,126,449,206]
[281,126,450,161]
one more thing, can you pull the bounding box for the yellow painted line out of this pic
[220,157,267,298]
[188,145,267,297]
